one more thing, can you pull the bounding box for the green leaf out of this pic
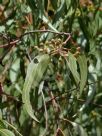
[10,58,20,83]
[0,26,5,32]
[65,0,71,9]
[70,121,88,136]
[77,54,87,95]
[22,54,49,122]
[0,120,5,129]
[0,129,15,136]
[42,15,59,32]
[53,0,65,22]
[1,119,22,136]
[67,52,80,85]
[50,0,57,10]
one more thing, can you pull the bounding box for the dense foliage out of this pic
[0,0,102,135]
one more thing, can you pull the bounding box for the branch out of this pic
[0,39,19,48]
[0,29,71,48]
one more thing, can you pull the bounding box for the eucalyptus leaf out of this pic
[22,54,49,122]
[77,54,87,95]
[67,52,80,85]
[0,129,15,136]
[2,119,22,136]
[42,15,59,32]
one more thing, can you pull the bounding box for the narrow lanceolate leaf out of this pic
[22,54,49,122]
[77,55,87,95]
[67,52,80,85]
[2,119,22,136]
[42,15,59,32]
[0,129,15,136]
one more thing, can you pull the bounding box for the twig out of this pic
[0,39,19,48]
[20,29,70,38]
[37,81,102,112]
[0,30,71,48]
[48,88,60,113]
[20,29,71,45]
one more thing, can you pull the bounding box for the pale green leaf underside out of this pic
[22,54,49,122]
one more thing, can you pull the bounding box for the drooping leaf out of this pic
[0,129,15,136]
[79,64,96,111]
[77,54,87,95]
[66,52,80,85]
[1,119,22,136]
[22,54,49,122]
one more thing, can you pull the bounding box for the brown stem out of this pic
[0,29,71,48]
[0,39,19,48]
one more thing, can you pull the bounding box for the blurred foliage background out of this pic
[0,0,102,136]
